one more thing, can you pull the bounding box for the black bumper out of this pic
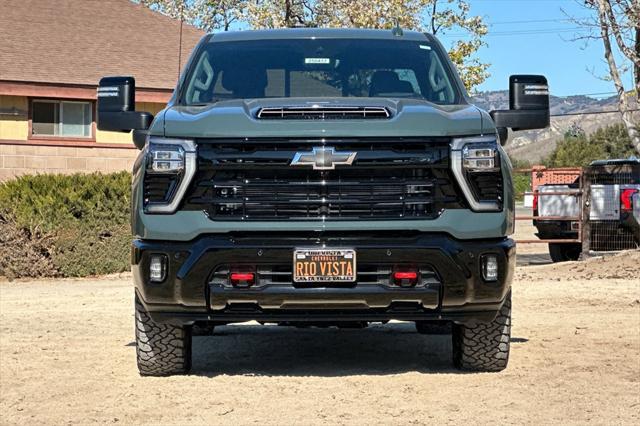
[534,220,579,240]
[132,232,515,325]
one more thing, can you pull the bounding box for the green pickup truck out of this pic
[97,28,550,376]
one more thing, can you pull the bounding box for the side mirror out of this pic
[97,77,153,143]
[490,75,550,145]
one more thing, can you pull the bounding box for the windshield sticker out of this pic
[419,45,432,50]
[305,58,331,64]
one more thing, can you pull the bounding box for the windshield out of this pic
[182,38,461,105]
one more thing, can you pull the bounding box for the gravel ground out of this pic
[1,250,639,425]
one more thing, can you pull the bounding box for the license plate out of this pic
[293,249,356,283]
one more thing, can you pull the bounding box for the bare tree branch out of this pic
[430,0,438,34]
[595,0,640,153]
[601,0,640,65]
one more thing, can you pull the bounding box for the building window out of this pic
[31,100,92,138]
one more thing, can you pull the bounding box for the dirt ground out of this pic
[1,244,640,424]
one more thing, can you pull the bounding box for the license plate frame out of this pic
[293,248,356,283]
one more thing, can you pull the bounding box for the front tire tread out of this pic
[452,293,511,372]
[135,296,192,376]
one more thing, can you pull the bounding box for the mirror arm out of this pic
[495,126,508,146]
[132,129,149,150]
[97,111,153,133]
[490,109,549,133]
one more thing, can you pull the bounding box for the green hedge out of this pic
[0,172,132,279]
[512,174,531,202]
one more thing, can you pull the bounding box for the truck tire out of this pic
[452,293,511,372]
[135,295,192,376]
[548,243,581,262]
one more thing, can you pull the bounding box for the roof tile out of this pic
[0,0,205,89]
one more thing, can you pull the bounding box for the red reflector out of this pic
[621,189,638,211]
[230,272,255,286]
[394,272,418,280]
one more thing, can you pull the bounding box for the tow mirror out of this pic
[97,76,153,148]
[490,75,550,145]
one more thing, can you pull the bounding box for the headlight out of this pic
[451,136,503,212]
[144,137,197,214]
[462,144,498,171]
[150,145,185,172]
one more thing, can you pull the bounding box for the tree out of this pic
[593,0,640,154]
[136,0,489,91]
[197,0,246,31]
[570,0,640,154]
[545,123,635,167]
[244,0,489,91]
[425,0,489,91]
[137,0,246,32]
[595,0,640,97]
[244,0,314,28]
[138,0,185,20]
[589,122,637,158]
[545,132,605,168]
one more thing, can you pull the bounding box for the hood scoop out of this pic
[256,105,391,120]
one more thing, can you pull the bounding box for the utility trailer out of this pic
[532,159,640,261]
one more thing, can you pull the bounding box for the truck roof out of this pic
[209,28,433,43]
[589,158,640,166]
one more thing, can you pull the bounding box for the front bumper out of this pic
[133,232,515,325]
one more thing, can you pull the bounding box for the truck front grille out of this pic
[183,138,465,221]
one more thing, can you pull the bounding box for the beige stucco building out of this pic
[0,0,204,181]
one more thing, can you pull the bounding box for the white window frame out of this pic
[31,99,94,139]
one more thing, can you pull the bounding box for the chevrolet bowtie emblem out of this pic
[290,147,357,170]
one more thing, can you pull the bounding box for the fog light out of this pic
[149,255,167,283]
[482,255,498,281]
[393,270,418,287]
[230,272,255,288]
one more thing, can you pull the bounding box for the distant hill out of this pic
[470,91,625,163]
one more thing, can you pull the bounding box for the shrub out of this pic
[0,172,131,278]
[545,123,636,168]
[0,214,57,279]
[508,155,531,202]
[512,174,530,202]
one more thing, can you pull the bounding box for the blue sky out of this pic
[446,0,635,97]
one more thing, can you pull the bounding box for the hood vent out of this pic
[256,106,391,120]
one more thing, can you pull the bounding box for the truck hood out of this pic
[158,98,489,139]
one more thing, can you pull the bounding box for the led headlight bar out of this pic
[145,137,197,214]
[462,144,498,171]
[451,136,502,212]
[150,147,185,172]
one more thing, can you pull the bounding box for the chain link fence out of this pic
[582,162,640,254]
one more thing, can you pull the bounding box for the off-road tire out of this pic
[548,242,581,262]
[452,293,511,372]
[135,295,192,376]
